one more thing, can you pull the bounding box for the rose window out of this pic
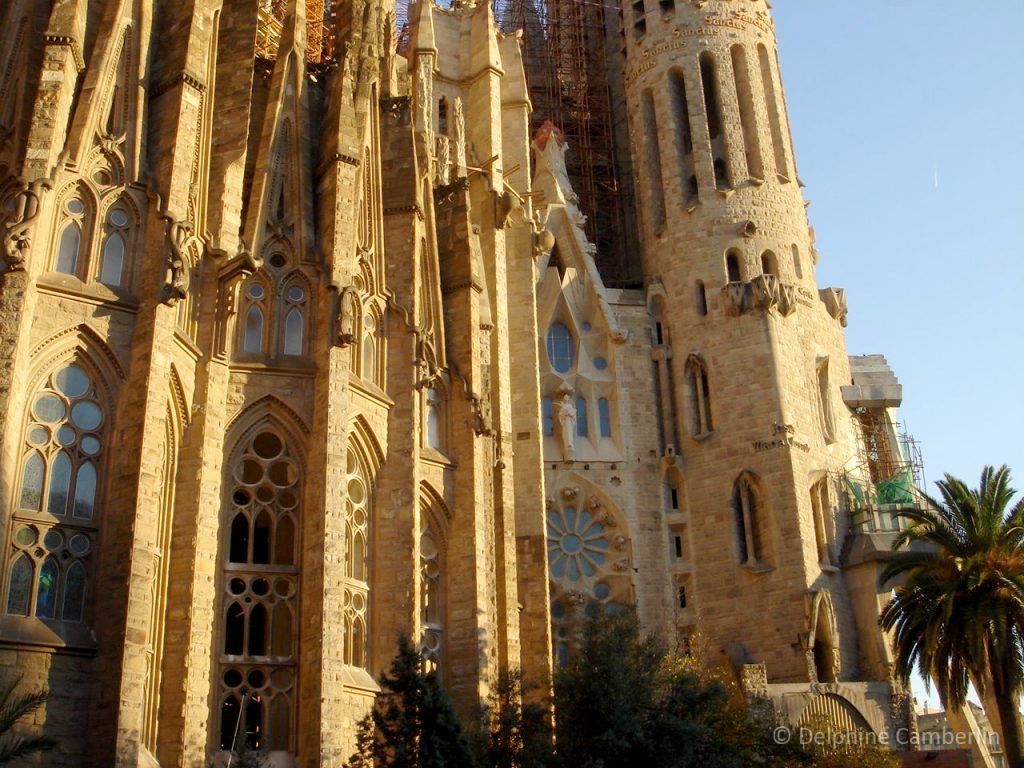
[546,506,608,581]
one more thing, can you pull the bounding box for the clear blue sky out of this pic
[772,1,1024,709]
[773,2,1024,492]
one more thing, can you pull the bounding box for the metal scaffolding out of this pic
[395,0,637,285]
[499,0,635,285]
[256,0,337,65]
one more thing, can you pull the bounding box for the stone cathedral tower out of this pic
[602,0,913,734]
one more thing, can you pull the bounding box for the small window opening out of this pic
[673,536,683,559]
[438,97,448,135]
[695,281,708,316]
[670,487,679,510]
[677,584,687,609]
[726,252,742,283]
[655,322,664,345]
[731,45,764,180]
[640,89,666,232]
[792,244,803,279]
[760,251,777,276]
[598,399,612,438]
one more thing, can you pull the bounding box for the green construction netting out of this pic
[875,468,916,505]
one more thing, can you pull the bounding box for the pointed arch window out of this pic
[810,477,834,567]
[99,206,131,287]
[425,385,447,451]
[420,512,445,673]
[56,222,81,275]
[343,445,372,670]
[816,357,835,443]
[685,355,713,438]
[545,323,575,373]
[732,473,764,566]
[282,283,306,356]
[219,428,300,753]
[53,197,88,276]
[240,281,269,356]
[361,312,378,382]
[5,363,105,627]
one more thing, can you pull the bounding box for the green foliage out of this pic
[550,608,810,768]
[483,669,553,768]
[880,464,1024,767]
[0,675,56,765]
[346,635,478,768]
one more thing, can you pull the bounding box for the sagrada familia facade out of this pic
[0,0,921,764]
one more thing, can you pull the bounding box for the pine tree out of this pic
[346,635,478,768]
[484,669,553,768]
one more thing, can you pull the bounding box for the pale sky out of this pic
[773,1,1024,709]
[773,2,1024,492]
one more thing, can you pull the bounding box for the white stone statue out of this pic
[556,392,576,461]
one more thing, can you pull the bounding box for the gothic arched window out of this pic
[545,323,575,373]
[219,428,300,753]
[419,512,445,673]
[425,386,447,451]
[282,283,306,356]
[98,206,131,287]
[241,282,269,355]
[361,313,377,383]
[732,473,764,566]
[5,363,105,626]
[685,355,713,438]
[54,197,88,276]
[344,445,372,669]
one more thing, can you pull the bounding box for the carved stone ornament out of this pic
[451,96,467,174]
[565,590,585,606]
[1,178,52,272]
[416,56,432,134]
[159,213,193,306]
[750,273,780,311]
[380,96,409,121]
[335,286,357,346]
[587,495,601,512]
[722,281,747,316]
[819,287,848,327]
[612,559,629,572]
[777,282,798,316]
[434,135,451,186]
[561,485,579,501]
[614,535,628,551]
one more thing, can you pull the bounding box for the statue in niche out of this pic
[1,178,51,271]
[159,213,192,306]
[336,287,357,346]
[556,391,577,461]
[451,96,467,175]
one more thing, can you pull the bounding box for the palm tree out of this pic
[0,674,56,764]
[879,464,1024,768]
